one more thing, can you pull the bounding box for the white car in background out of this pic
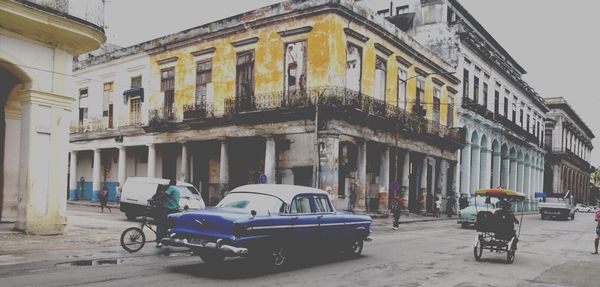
[574,204,593,213]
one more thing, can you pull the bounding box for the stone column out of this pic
[492,151,501,187]
[264,136,277,185]
[401,150,410,205]
[509,156,517,191]
[517,159,524,193]
[378,145,390,213]
[92,148,101,202]
[219,139,229,196]
[420,157,428,214]
[180,143,188,182]
[355,140,367,213]
[501,154,510,188]
[15,89,72,234]
[118,146,126,191]
[147,144,156,178]
[319,135,339,199]
[524,162,531,200]
[470,144,480,195]
[460,144,471,196]
[429,158,437,213]
[438,160,448,212]
[479,147,490,189]
[68,151,78,200]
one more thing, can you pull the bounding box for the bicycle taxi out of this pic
[472,188,525,264]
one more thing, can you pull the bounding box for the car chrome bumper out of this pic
[161,235,248,255]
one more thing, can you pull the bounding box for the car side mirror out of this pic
[184,205,189,211]
[251,210,257,217]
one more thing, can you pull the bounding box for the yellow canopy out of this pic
[475,188,526,200]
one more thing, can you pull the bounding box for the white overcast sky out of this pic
[104,0,600,167]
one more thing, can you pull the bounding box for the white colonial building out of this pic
[1,0,105,234]
[543,97,594,203]
[358,0,549,209]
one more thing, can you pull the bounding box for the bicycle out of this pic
[120,202,158,253]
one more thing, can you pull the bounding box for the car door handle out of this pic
[317,215,324,219]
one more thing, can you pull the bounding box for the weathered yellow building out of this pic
[70,0,464,214]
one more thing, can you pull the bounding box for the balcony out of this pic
[547,149,592,172]
[218,86,465,147]
[495,115,540,145]
[70,116,110,133]
[19,0,105,29]
[145,108,179,132]
[183,101,215,120]
[461,97,494,120]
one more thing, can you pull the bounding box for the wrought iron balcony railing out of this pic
[461,97,494,120]
[70,116,110,133]
[148,108,178,127]
[183,101,215,120]
[118,114,144,128]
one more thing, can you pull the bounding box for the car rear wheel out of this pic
[270,246,288,268]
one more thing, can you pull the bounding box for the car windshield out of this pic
[216,192,284,215]
[469,197,499,207]
[177,186,201,199]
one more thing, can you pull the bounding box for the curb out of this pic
[68,200,118,208]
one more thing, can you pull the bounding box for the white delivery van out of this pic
[119,177,205,220]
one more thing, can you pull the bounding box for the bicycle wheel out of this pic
[121,227,146,253]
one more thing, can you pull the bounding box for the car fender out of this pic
[352,226,370,239]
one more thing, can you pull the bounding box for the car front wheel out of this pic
[347,239,364,257]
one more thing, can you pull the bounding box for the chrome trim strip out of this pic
[248,221,371,230]
[161,238,248,255]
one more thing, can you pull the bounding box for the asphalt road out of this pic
[1,209,598,287]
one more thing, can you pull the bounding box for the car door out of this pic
[289,194,319,246]
[314,195,343,246]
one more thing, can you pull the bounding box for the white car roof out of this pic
[230,184,328,204]
[124,177,193,187]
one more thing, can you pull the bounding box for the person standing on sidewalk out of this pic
[391,191,404,230]
[592,210,600,254]
[99,184,111,213]
[435,196,442,218]
[156,179,180,247]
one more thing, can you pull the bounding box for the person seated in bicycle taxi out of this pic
[153,179,180,247]
[493,197,519,241]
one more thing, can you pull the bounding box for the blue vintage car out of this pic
[161,184,372,267]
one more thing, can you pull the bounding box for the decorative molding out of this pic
[99,72,115,79]
[126,65,145,72]
[278,26,312,37]
[432,77,445,86]
[415,67,427,76]
[156,56,179,66]
[191,47,216,57]
[396,56,412,68]
[231,37,259,47]
[344,28,369,42]
[374,43,393,56]
[447,86,458,94]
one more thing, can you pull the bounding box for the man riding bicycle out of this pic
[154,179,180,247]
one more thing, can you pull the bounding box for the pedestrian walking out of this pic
[592,209,600,254]
[99,184,111,213]
[435,197,442,218]
[391,191,404,230]
[447,195,456,218]
[459,194,469,210]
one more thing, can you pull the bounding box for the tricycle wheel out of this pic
[474,244,483,261]
[120,227,145,253]
[506,250,515,264]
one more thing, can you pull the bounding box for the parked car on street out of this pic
[574,204,594,213]
[539,192,575,220]
[161,184,373,267]
[458,197,499,228]
[119,177,205,220]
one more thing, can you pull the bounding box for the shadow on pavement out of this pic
[168,252,367,279]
